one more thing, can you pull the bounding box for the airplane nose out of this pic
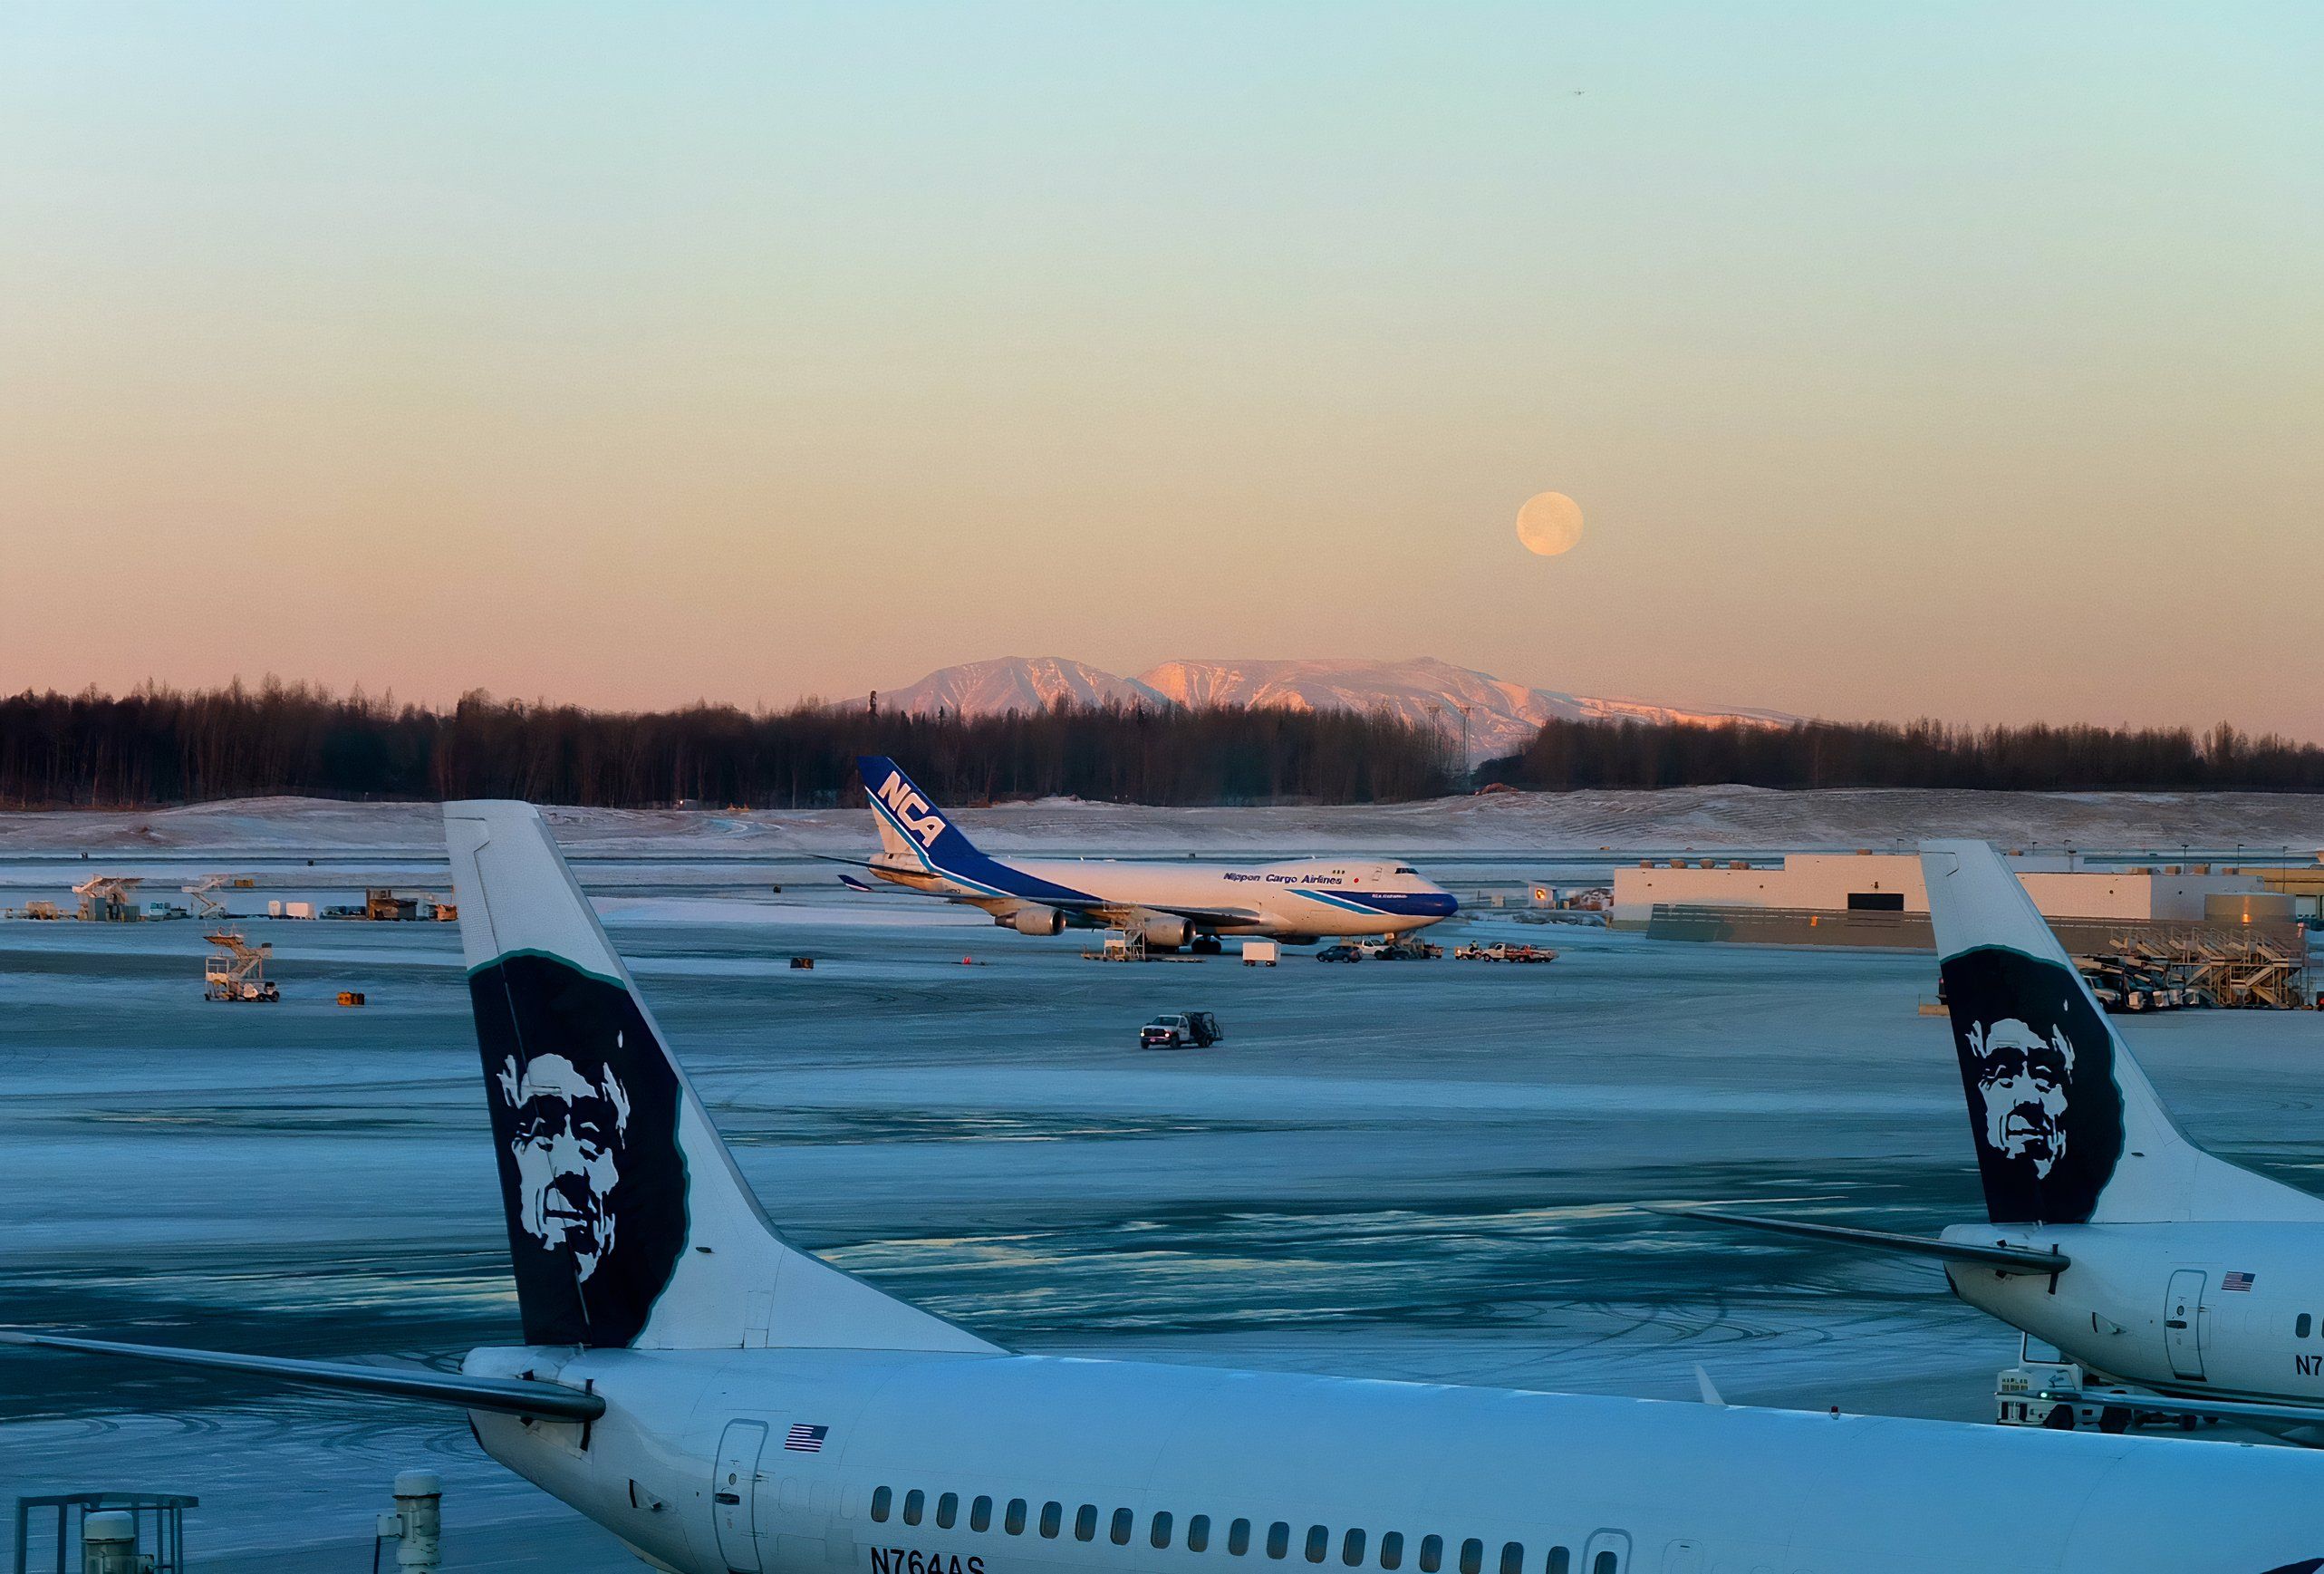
[1428,888,1459,917]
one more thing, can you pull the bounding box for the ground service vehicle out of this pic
[1140,1015,1199,1049]
[1455,942,1557,963]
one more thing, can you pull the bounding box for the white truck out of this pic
[1993,1335,2207,1436]
[1138,1012,1223,1050]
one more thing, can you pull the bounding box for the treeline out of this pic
[1477,717,2324,792]
[0,681,1460,808]
[13,681,2316,808]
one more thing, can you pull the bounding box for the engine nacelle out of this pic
[1130,913,1193,949]
[1007,905,1066,936]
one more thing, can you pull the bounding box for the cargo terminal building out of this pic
[1611,853,2278,930]
[1609,852,2314,1006]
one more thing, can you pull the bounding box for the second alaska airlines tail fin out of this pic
[448,800,999,1354]
[1920,840,2323,1226]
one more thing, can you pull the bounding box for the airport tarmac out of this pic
[4,866,2321,1570]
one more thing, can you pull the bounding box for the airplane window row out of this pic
[866,1487,1612,1574]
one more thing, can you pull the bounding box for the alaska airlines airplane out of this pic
[1673,839,2324,1443]
[11,806,2324,1574]
[844,757,1456,950]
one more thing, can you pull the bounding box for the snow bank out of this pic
[4,787,2321,857]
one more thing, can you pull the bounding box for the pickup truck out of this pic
[1139,1011,1223,1050]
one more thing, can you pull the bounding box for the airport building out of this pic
[2261,864,2324,923]
[1611,853,2277,928]
[1612,853,2312,1006]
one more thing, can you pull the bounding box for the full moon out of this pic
[1515,491,1585,556]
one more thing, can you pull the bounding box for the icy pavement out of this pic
[4,870,2323,1569]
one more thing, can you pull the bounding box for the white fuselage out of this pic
[1946,1220,2324,1413]
[871,855,1457,941]
[466,1344,2324,1574]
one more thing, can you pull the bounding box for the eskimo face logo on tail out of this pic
[1941,947,2124,1224]
[1966,1019,2072,1178]
[497,1051,630,1281]
[470,953,687,1347]
[874,773,947,850]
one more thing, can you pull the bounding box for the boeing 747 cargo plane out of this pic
[11,806,2324,1573]
[844,757,1456,950]
[1673,839,2324,1444]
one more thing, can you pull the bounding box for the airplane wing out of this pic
[0,1331,605,1421]
[1652,1207,2069,1275]
[789,852,905,893]
[821,858,996,902]
[829,867,998,903]
[1087,901,1260,927]
[855,885,1258,926]
[812,844,1255,927]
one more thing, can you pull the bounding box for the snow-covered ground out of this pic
[4,866,2322,1569]
[4,787,2322,861]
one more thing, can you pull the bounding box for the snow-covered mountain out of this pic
[870,656,1166,718]
[868,656,1789,762]
[1139,658,1791,762]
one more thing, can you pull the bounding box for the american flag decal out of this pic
[2223,1270,2256,1292]
[786,1424,829,1453]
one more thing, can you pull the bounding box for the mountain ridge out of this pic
[868,656,1791,763]
[865,656,1166,719]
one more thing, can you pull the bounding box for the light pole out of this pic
[1432,703,1469,786]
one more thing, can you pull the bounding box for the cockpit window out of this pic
[1393,866,1418,874]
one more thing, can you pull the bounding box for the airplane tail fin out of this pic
[1920,840,2323,1226]
[447,801,998,1353]
[856,756,989,874]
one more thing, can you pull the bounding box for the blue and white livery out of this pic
[852,757,1457,949]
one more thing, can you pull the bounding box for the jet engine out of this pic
[1128,912,1194,950]
[1006,905,1066,936]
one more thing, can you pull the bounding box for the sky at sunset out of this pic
[2,3,2318,735]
